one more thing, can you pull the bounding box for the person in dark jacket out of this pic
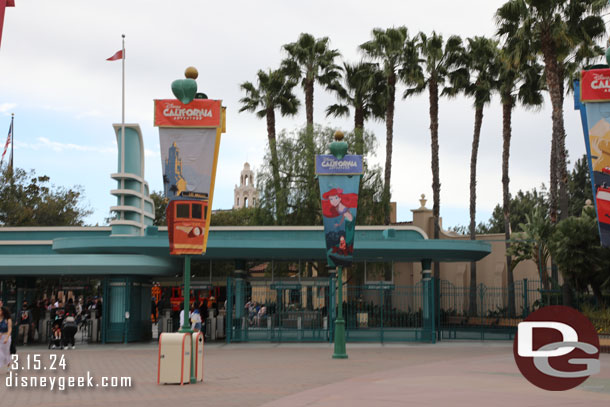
[65,298,76,316]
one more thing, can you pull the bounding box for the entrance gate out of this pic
[225,277,435,343]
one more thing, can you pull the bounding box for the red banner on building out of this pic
[154,99,221,127]
[581,69,610,102]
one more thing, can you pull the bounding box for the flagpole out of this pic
[121,34,125,174]
[9,112,13,171]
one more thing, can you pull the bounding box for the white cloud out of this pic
[16,137,115,154]
[0,103,16,115]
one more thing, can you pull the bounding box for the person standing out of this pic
[62,313,78,350]
[151,298,157,324]
[18,302,31,346]
[65,298,76,316]
[0,307,12,373]
[190,308,202,333]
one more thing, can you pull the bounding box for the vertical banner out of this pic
[577,69,610,246]
[316,154,363,267]
[154,98,225,255]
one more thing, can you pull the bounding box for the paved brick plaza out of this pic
[0,342,609,407]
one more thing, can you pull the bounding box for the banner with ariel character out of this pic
[316,153,363,267]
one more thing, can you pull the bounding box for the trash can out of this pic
[192,332,204,382]
[158,332,192,385]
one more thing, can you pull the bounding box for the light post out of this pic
[316,130,363,360]
[155,66,226,385]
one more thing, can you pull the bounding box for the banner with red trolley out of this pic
[154,98,225,255]
[575,68,610,247]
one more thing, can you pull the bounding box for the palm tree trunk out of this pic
[468,105,483,316]
[354,107,365,156]
[541,37,568,223]
[305,78,314,129]
[502,97,516,318]
[383,71,396,225]
[266,108,284,224]
[428,77,441,280]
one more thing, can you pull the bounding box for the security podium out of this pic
[158,333,192,385]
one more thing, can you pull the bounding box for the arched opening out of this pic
[244,197,248,208]
[236,197,240,207]
[245,174,249,186]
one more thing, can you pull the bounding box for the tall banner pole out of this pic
[316,131,363,359]
[154,67,226,385]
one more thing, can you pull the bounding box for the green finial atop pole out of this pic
[330,130,348,159]
[172,67,198,104]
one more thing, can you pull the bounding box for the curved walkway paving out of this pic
[261,343,610,407]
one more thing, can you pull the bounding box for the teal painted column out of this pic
[225,277,233,344]
[101,278,108,344]
[124,277,131,344]
[421,259,435,343]
[328,273,336,343]
[332,266,348,359]
[233,261,246,341]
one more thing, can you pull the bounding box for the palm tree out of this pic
[360,26,410,224]
[497,42,544,316]
[496,0,607,223]
[282,33,341,130]
[402,31,462,279]
[326,62,386,155]
[448,36,500,315]
[239,69,300,224]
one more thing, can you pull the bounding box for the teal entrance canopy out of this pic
[0,225,491,276]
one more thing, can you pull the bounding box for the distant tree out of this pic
[257,126,385,226]
[402,31,463,276]
[496,37,544,317]
[239,69,300,224]
[478,187,548,234]
[496,0,607,223]
[361,26,411,224]
[281,33,341,130]
[567,155,593,217]
[509,207,553,290]
[210,207,274,226]
[478,155,592,234]
[150,191,168,226]
[0,167,91,226]
[326,61,386,155]
[551,207,610,305]
[445,35,500,315]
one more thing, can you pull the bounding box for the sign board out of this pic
[154,99,222,127]
[315,155,363,175]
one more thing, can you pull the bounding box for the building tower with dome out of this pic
[234,162,258,209]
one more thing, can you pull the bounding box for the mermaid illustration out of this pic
[322,188,358,264]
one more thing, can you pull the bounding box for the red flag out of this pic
[106,50,123,61]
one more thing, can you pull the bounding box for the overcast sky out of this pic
[0,1,604,228]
